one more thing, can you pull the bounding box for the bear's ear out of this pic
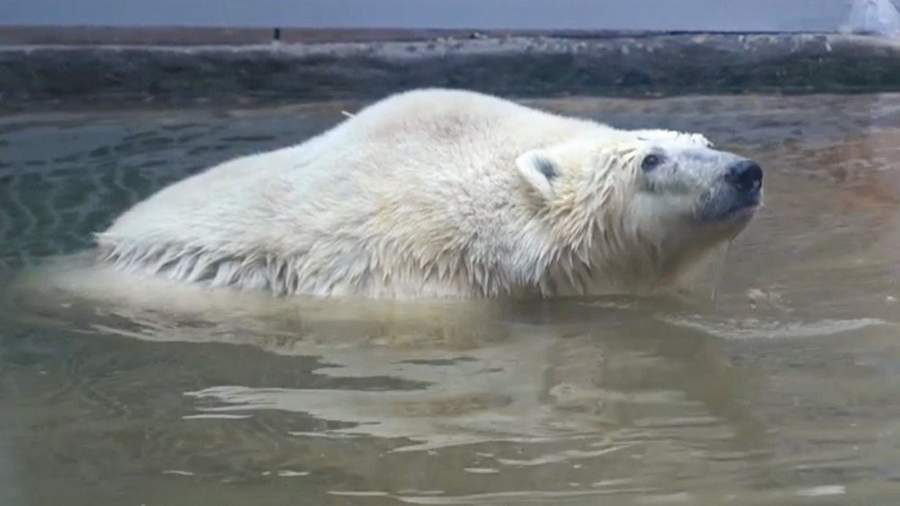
[516,150,558,201]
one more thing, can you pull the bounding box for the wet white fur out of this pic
[96,89,725,299]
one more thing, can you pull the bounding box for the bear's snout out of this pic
[724,159,763,196]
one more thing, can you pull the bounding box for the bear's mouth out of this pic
[696,188,761,223]
[722,192,761,220]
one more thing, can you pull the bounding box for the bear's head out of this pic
[515,130,762,290]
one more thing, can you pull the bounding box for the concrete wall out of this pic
[0,0,857,32]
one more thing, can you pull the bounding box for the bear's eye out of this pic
[641,154,663,172]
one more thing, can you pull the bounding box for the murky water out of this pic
[2,94,900,505]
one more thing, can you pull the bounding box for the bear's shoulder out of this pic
[350,88,557,131]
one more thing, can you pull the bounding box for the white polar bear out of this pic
[96,89,762,299]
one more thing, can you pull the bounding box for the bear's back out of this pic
[96,89,606,297]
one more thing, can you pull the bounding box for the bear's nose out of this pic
[725,160,763,194]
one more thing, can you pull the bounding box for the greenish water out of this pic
[2,94,900,505]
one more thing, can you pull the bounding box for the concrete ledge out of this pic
[2,32,900,111]
[0,26,542,45]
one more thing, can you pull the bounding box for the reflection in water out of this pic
[3,290,771,502]
[173,306,759,455]
[2,94,900,504]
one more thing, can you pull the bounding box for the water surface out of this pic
[2,94,900,505]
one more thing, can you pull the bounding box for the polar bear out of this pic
[95,89,762,299]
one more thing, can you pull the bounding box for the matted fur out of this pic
[96,89,732,299]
